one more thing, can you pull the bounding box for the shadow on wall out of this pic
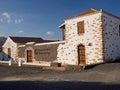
[0,81,119,90]
[0,51,13,61]
[0,52,3,60]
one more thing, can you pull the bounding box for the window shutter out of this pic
[77,21,84,34]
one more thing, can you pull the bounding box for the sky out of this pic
[0,0,120,40]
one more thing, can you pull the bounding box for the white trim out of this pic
[26,42,35,45]
[22,62,51,66]
[59,23,65,28]
[19,45,26,47]
[35,41,65,46]
[18,41,65,47]
[0,61,9,63]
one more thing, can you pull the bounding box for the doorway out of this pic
[8,48,11,58]
[27,50,33,63]
[78,44,86,65]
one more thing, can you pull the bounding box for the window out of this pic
[77,21,84,34]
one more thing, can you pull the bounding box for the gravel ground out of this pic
[0,62,120,90]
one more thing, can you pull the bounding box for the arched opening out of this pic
[78,44,86,65]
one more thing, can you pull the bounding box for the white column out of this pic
[9,59,12,66]
[18,59,22,67]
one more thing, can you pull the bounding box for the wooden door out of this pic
[78,45,86,65]
[8,48,11,58]
[27,50,33,63]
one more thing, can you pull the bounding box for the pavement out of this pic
[0,62,120,90]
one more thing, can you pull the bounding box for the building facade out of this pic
[2,36,54,63]
[2,8,120,66]
[2,37,18,61]
[102,11,120,62]
[18,41,64,65]
[57,8,120,66]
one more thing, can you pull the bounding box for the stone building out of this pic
[18,41,64,66]
[57,8,120,66]
[2,36,54,62]
[3,8,120,66]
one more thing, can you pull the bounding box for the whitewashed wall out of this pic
[57,12,104,65]
[2,37,18,61]
[102,12,120,62]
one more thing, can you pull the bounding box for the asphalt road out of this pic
[0,62,120,90]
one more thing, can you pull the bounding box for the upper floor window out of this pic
[77,21,84,35]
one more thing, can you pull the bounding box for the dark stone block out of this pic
[51,62,61,67]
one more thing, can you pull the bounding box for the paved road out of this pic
[0,62,120,90]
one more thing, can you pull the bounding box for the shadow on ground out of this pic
[85,60,120,70]
[0,81,119,90]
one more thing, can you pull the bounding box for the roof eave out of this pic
[102,10,120,20]
[65,11,101,20]
[59,23,65,30]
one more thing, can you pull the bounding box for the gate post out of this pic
[18,59,22,67]
[9,59,12,66]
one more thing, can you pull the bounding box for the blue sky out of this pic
[0,0,120,40]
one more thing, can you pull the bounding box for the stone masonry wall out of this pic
[102,12,120,61]
[18,43,59,64]
[57,12,104,65]
[34,44,59,62]
[3,37,18,61]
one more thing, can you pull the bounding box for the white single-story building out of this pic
[2,36,54,63]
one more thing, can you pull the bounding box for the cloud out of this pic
[2,12,11,19]
[14,18,23,24]
[16,30,24,33]
[46,31,54,36]
[1,12,11,23]
[0,12,24,24]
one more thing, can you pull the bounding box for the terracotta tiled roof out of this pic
[66,8,99,20]
[75,8,98,17]
[60,8,120,29]
[59,8,99,29]
[9,36,55,44]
